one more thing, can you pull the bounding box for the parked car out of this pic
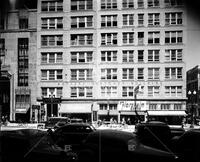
[0,129,74,162]
[45,117,70,129]
[49,123,96,150]
[77,129,179,162]
[135,121,200,162]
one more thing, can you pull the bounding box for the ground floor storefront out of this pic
[32,99,187,125]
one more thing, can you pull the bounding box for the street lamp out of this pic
[49,92,55,117]
[134,84,141,123]
[188,90,197,128]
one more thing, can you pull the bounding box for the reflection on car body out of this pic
[77,129,178,162]
[0,129,71,162]
[50,123,96,150]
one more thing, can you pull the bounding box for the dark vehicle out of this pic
[45,117,70,129]
[0,129,73,162]
[171,129,200,162]
[51,123,96,150]
[135,121,200,162]
[77,129,178,162]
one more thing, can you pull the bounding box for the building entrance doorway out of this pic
[0,76,10,122]
[47,104,58,117]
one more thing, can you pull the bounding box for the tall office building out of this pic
[0,0,187,124]
[37,0,187,124]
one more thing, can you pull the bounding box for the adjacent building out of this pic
[186,65,200,122]
[0,1,38,122]
[0,0,187,124]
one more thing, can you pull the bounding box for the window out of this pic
[148,13,160,26]
[101,33,117,45]
[71,16,93,28]
[122,86,134,97]
[148,32,160,44]
[122,14,134,26]
[19,18,28,29]
[101,68,117,80]
[101,86,117,97]
[137,68,144,80]
[41,17,63,29]
[71,69,93,80]
[122,0,134,9]
[174,104,182,110]
[41,70,63,81]
[149,104,157,110]
[71,0,93,11]
[165,86,182,97]
[41,35,63,47]
[165,12,183,25]
[41,87,62,97]
[148,0,160,7]
[41,1,63,12]
[148,68,159,80]
[18,38,29,86]
[101,15,117,27]
[101,0,117,10]
[148,86,160,97]
[71,51,93,63]
[0,17,4,30]
[138,14,144,26]
[123,32,134,45]
[165,31,183,44]
[70,87,93,98]
[165,49,182,62]
[164,0,183,7]
[161,104,170,110]
[138,0,144,8]
[138,50,144,62]
[122,68,134,80]
[0,39,5,55]
[122,50,134,62]
[148,50,160,62]
[165,67,182,79]
[138,32,144,45]
[71,34,93,46]
[101,51,117,62]
[41,52,63,64]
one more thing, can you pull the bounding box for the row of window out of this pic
[40,49,182,64]
[149,103,182,110]
[41,85,183,98]
[41,0,183,12]
[40,67,183,81]
[41,30,183,47]
[41,13,183,30]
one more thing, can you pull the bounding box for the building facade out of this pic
[187,65,200,123]
[36,0,187,125]
[0,2,38,122]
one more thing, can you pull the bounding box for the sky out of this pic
[186,1,200,70]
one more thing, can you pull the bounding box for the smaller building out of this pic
[186,65,200,123]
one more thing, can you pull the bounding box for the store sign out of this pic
[118,101,146,111]
[42,97,61,104]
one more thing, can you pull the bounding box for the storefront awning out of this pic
[148,111,186,116]
[59,103,92,114]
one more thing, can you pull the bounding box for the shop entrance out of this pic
[47,104,58,117]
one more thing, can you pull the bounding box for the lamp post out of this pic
[134,84,141,123]
[188,90,197,128]
[49,92,55,117]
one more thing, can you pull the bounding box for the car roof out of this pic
[87,129,136,141]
